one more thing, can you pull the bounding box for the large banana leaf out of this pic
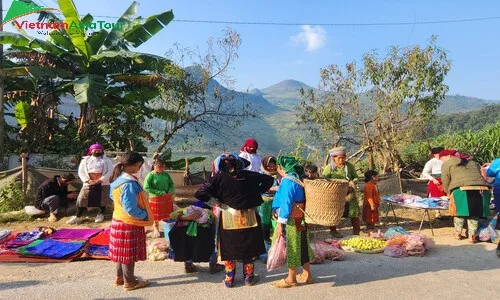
[14,102,31,129]
[88,30,108,55]
[0,32,78,58]
[124,10,174,47]
[73,74,107,106]
[57,0,91,59]
[48,30,75,51]
[0,66,71,78]
[91,50,171,73]
[101,1,140,51]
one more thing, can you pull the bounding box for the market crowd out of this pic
[33,140,500,291]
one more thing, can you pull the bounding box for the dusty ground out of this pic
[1,204,499,300]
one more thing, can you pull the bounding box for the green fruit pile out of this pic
[341,237,386,251]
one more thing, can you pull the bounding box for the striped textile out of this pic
[109,219,146,264]
[149,194,174,221]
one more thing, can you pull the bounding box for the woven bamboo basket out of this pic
[303,179,349,226]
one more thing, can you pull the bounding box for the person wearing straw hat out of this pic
[270,155,314,288]
[322,146,361,237]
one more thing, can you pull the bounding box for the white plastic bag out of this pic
[266,235,287,271]
[24,206,45,216]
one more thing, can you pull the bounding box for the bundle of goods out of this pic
[310,240,344,264]
[0,229,12,244]
[382,194,449,209]
[341,237,386,253]
[384,226,410,240]
[147,240,169,261]
[303,179,349,226]
[384,233,431,258]
[477,212,499,243]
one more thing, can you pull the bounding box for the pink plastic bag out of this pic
[267,235,287,271]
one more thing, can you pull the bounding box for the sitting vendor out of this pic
[35,173,77,222]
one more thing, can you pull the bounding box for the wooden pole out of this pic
[21,153,28,200]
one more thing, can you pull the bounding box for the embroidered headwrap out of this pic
[277,155,304,177]
[438,149,471,160]
[329,146,346,157]
[87,143,104,155]
[241,138,259,154]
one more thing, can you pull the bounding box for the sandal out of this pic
[184,263,198,274]
[209,263,225,274]
[296,273,313,284]
[123,279,150,291]
[245,274,260,286]
[114,276,124,286]
[454,233,466,240]
[271,278,297,288]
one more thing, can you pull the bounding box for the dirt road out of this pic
[0,226,498,300]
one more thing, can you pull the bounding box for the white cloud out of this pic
[290,25,327,52]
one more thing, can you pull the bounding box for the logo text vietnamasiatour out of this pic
[13,20,124,30]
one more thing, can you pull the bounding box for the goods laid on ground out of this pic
[0,227,109,262]
[303,179,349,226]
[341,237,386,253]
[384,232,432,258]
[310,240,344,264]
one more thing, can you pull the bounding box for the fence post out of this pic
[20,153,28,201]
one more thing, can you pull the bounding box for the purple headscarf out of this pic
[87,143,104,155]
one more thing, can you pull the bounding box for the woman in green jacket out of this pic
[439,149,491,243]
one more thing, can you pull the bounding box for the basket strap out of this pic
[292,202,321,227]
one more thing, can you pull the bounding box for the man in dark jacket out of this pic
[35,173,77,222]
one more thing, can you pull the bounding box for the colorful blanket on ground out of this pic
[5,230,44,248]
[86,244,109,257]
[50,228,102,240]
[25,239,84,259]
[88,228,110,245]
[17,240,44,256]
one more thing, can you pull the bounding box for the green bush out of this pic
[0,181,28,213]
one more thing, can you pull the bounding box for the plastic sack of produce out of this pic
[405,234,428,256]
[384,226,409,239]
[384,245,408,258]
[267,235,287,271]
[312,241,345,261]
[310,250,325,264]
[478,212,499,242]
[370,230,385,240]
[386,235,408,247]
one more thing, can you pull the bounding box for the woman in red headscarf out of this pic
[67,144,114,224]
[439,149,491,243]
[239,138,262,172]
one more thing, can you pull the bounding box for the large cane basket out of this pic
[303,179,349,226]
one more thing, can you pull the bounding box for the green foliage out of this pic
[157,148,206,170]
[0,181,27,213]
[402,122,500,166]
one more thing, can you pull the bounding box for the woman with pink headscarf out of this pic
[67,144,114,224]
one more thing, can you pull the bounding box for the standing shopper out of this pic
[239,138,262,172]
[67,144,114,224]
[439,149,491,243]
[109,152,153,291]
[195,153,274,288]
[143,158,175,238]
[270,156,314,288]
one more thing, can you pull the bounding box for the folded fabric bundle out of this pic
[26,239,84,259]
[88,228,110,245]
[6,230,44,248]
[86,244,109,257]
[17,240,44,256]
[50,228,102,240]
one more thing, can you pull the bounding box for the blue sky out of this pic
[3,0,500,99]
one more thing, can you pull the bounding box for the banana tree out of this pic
[1,0,174,139]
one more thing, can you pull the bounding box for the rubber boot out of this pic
[351,217,361,235]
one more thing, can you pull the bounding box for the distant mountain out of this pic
[437,95,499,114]
[260,80,314,110]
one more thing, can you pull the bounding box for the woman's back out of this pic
[442,157,489,193]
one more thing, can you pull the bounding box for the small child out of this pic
[109,152,153,291]
[304,164,320,180]
[143,158,175,238]
[362,170,380,232]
